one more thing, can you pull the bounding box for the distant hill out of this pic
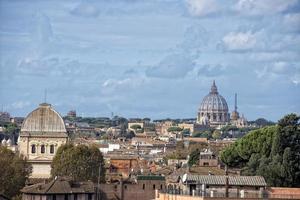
[248,118,275,127]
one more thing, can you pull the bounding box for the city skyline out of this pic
[1,0,300,121]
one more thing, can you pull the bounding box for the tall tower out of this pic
[231,93,239,121]
[234,93,237,112]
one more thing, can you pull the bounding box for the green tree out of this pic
[4,123,19,134]
[220,113,300,187]
[282,147,294,187]
[188,148,200,167]
[212,130,221,140]
[125,131,135,139]
[130,124,142,130]
[242,153,260,175]
[182,128,190,136]
[51,144,105,182]
[0,146,32,198]
[167,126,183,132]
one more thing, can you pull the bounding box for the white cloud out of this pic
[222,31,257,51]
[255,61,299,85]
[179,24,208,54]
[186,0,218,16]
[271,62,290,74]
[102,78,132,88]
[197,64,227,77]
[70,2,100,18]
[234,0,298,15]
[31,12,54,44]
[145,54,195,79]
[291,74,300,85]
[255,66,268,79]
[10,101,31,109]
[283,13,300,32]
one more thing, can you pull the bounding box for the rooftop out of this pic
[137,175,165,181]
[182,175,267,187]
[21,177,94,194]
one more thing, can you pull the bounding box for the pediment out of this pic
[30,156,52,161]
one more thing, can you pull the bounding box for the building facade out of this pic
[18,103,68,178]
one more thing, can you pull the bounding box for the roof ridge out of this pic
[44,177,58,194]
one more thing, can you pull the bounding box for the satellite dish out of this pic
[182,173,187,183]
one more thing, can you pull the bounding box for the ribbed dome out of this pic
[199,81,228,112]
[21,103,66,133]
[197,81,230,126]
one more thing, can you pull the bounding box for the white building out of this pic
[99,143,120,154]
[18,103,68,179]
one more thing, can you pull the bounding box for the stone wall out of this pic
[99,179,166,200]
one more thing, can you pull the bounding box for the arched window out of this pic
[50,145,55,154]
[41,145,45,154]
[31,145,36,154]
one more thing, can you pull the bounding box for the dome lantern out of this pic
[210,80,218,94]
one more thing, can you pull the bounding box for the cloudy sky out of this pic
[0,0,299,121]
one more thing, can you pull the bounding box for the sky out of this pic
[0,0,299,121]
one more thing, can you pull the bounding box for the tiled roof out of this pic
[183,175,267,187]
[21,177,94,194]
[137,175,165,181]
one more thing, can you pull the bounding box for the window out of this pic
[32,145,36,154]
[124,185,127,189]
[88,194,92,200]
[143,184,145,190]
[160,184,163,190]
[53,195,56,200]
[74,194,77,200]
[153,184,156,190]
[41,145,45,154]
[64,194,68,200]
[50,145,55,154]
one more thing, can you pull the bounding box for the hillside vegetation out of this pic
[220,113,300,187]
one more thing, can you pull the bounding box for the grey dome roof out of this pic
[21,103,66,133]
[199,81,228,112]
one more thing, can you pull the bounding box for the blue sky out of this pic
[0,0,299,121]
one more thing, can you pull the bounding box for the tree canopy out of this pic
[212,130,221,140]
[167,126,183,132]
[130,124,142,130]
[0,146,31,199]
[51,144,105,182]
[220,113,300,187]
[188,148,201,167]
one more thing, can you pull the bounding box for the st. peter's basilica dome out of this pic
[197,81,230,126]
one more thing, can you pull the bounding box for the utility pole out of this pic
[97,164,101,200]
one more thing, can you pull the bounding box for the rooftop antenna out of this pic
[234,93,238,112]
[44,89,47,103]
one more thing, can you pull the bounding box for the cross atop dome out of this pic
[210,80,218,94]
